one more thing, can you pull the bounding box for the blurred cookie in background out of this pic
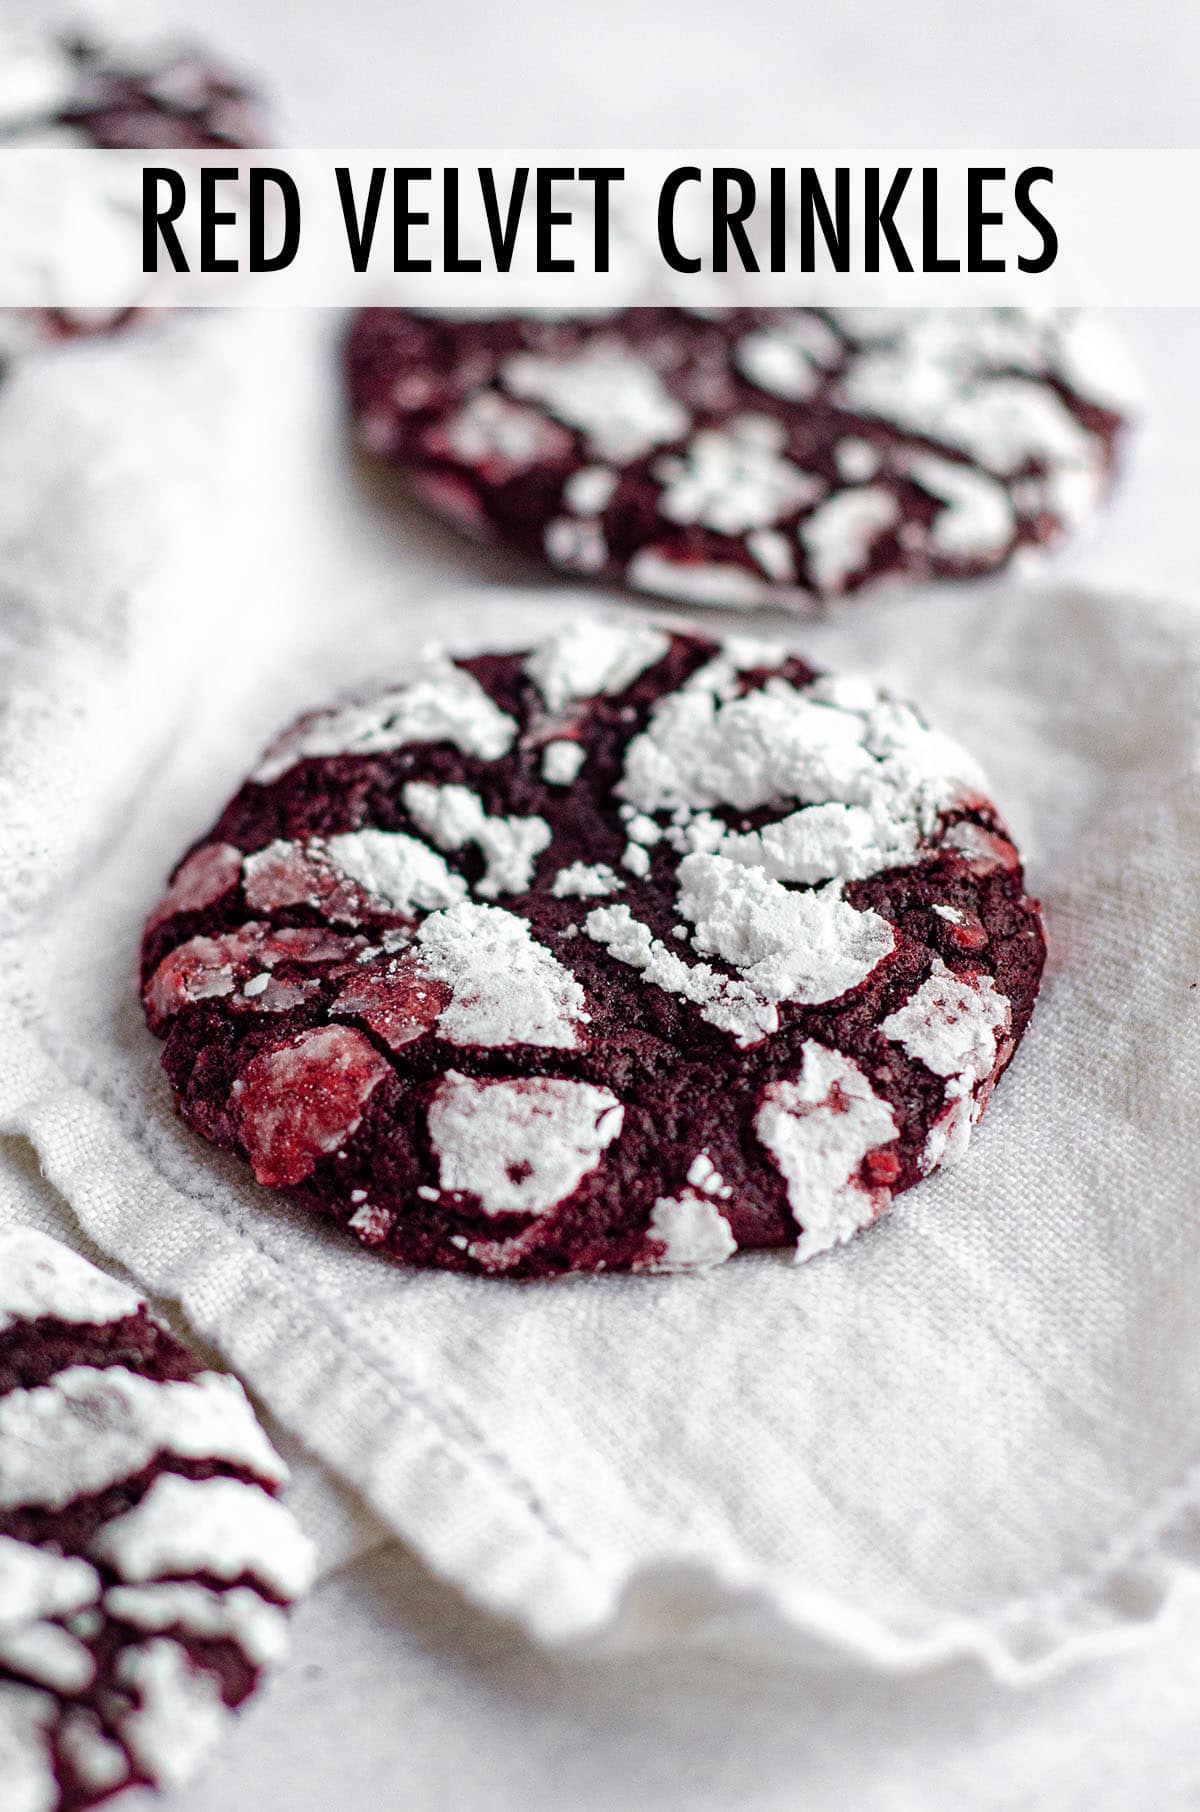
[347,307,1135,609]
[0,23,268,349]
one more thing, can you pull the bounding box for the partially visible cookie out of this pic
[0,28,267,349]
[346,307,1133,608]
[0,1223,314,1809]
[140,615,1046,1278]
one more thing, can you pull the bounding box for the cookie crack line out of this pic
[139,614,1045,1278]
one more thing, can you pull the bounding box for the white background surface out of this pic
[46,0,1200,1805]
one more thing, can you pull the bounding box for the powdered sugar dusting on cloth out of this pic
[345,307,1132,610]
[0,1225,313,1812]
[139,614,1043,1277]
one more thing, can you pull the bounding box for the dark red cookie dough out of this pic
[0,1223,313,1809]
[140,616,1045,1278]
[346,307,1132,607]
[0,27,267,348]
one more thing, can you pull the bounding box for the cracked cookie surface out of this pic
[346,307,1132,608]
[141,616,1045,1277]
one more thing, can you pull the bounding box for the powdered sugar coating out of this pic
[254,649,516,783]
[501,342,689,462]
[347,307,1129,609]
[142,616,1044,1275]
[428,1074,624,1216]
[755,1044,900,1262]
[94,1476,315,1598]
[541,739,586,786]
[0,1225,312,1810]
[639,1196,737,1272]
[0,1367,284,1510]
[0,1232,139,1334]
[881,957,1013,1170]
[403,783,550,897]
[524,617,669,712]
[396,902,589,1049]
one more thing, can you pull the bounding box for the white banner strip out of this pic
[1,149,1197,309]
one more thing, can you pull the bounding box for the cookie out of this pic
[140,616,1045,1278]
[0,28,266,348]
[346,307,1132,608]
[0,1224,314,1809]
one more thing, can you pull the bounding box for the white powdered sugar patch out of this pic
[831,310,1107,490]
[653,417,824,535]
[0,1225,140,1335]
[427,1073,624,1216]
[411,901,588,1048]
[618,650,986,886]
[639,1195,737,1272]
[899,451,1015,559]
[57,1707,128,1797]
[116,1638,231,1792]
[563,465,618,515]
[624,550,781,609]
[403,782,550,897]
[541,739,586,785]
[687,1151,732,1196]
[544,516,608,574]
[835,437,882,482]
[0,34,76,128]
[254,649,516,783]
[94,1475,316,1599]
[524,616,669,712]
[551,862,623,899]
[734,314,841,400]
[755,1043,900,1262]
[0,1368,285,1512]
[501,343,690,462]
[710,802,911,887]
[746,527,796,584]
[0,1681,57,1812]
[585,904,780,1046]
[437,390,570,476]
[0,1539,101,1694]
[800,485,901,593]
[104,1584,289,1667]
[324,828,468,913]
[676,853,895,1006]
[881,958,1012,1170]
[1046,310,1142,415]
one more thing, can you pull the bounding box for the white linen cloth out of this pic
[2,305,1199,1681]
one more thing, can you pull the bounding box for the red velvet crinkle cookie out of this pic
[0,27,266,349]
[0,1223,314,1810]
[140,617,1045,1278]
[346,307,1133,607]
